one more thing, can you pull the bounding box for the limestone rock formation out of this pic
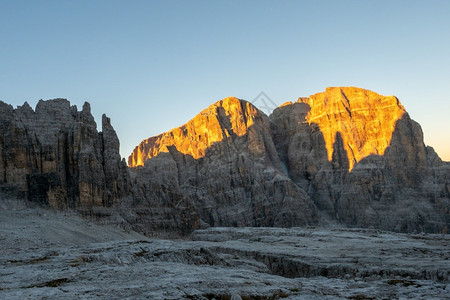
[129,97,276,165]
[1,88,447,235]
[129,97,318,228]
[131,87,449,233]
[297,87,406,170]
[271,87,449,233]
[0,99,130,209]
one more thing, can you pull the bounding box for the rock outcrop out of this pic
[131,88,449,233]
[297,87,406,171]
[1,88,447,235]
[271,87,449,233]
[0,99,130,209]
[129,97,318,229]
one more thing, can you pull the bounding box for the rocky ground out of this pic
[1,198,449,299]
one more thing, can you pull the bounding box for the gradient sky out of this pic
[1,0,449,161]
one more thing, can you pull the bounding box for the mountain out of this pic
[292,87,406,171]
[0,99,130,209]
[130,87,449,233]
[0,87,447,235]
[271,87,449,232]
[129,97,317,230]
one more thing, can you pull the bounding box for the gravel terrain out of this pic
[1,198,449,299]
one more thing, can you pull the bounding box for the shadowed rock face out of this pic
[1,88,448,235]
[131,88,449,233]
[0,99,130,209]
[272,87,449,233]
[129,97,318,229]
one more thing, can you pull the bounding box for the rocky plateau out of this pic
[0,197,448,299]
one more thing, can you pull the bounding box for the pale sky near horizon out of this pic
[1,0,449,161]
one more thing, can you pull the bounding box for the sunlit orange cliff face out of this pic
[126,87,448,233]
[299,87,405,170]
[129,87,406,171]
[128,97,261,167]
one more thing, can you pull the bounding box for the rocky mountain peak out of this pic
[128,96,265,167]
[128,86,448,233]
[298,87,406,170]
[2,88,447,235]
[0,99,130,208]
[127,93,316,231]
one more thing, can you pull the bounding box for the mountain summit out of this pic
[297,87,406,170]
[0,88,447,235]
[129,96,317,229]
[129,87,449,233]
[129,97,265,166]
[130,87,409,171]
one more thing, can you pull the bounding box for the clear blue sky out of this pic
[1,0,449,161]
